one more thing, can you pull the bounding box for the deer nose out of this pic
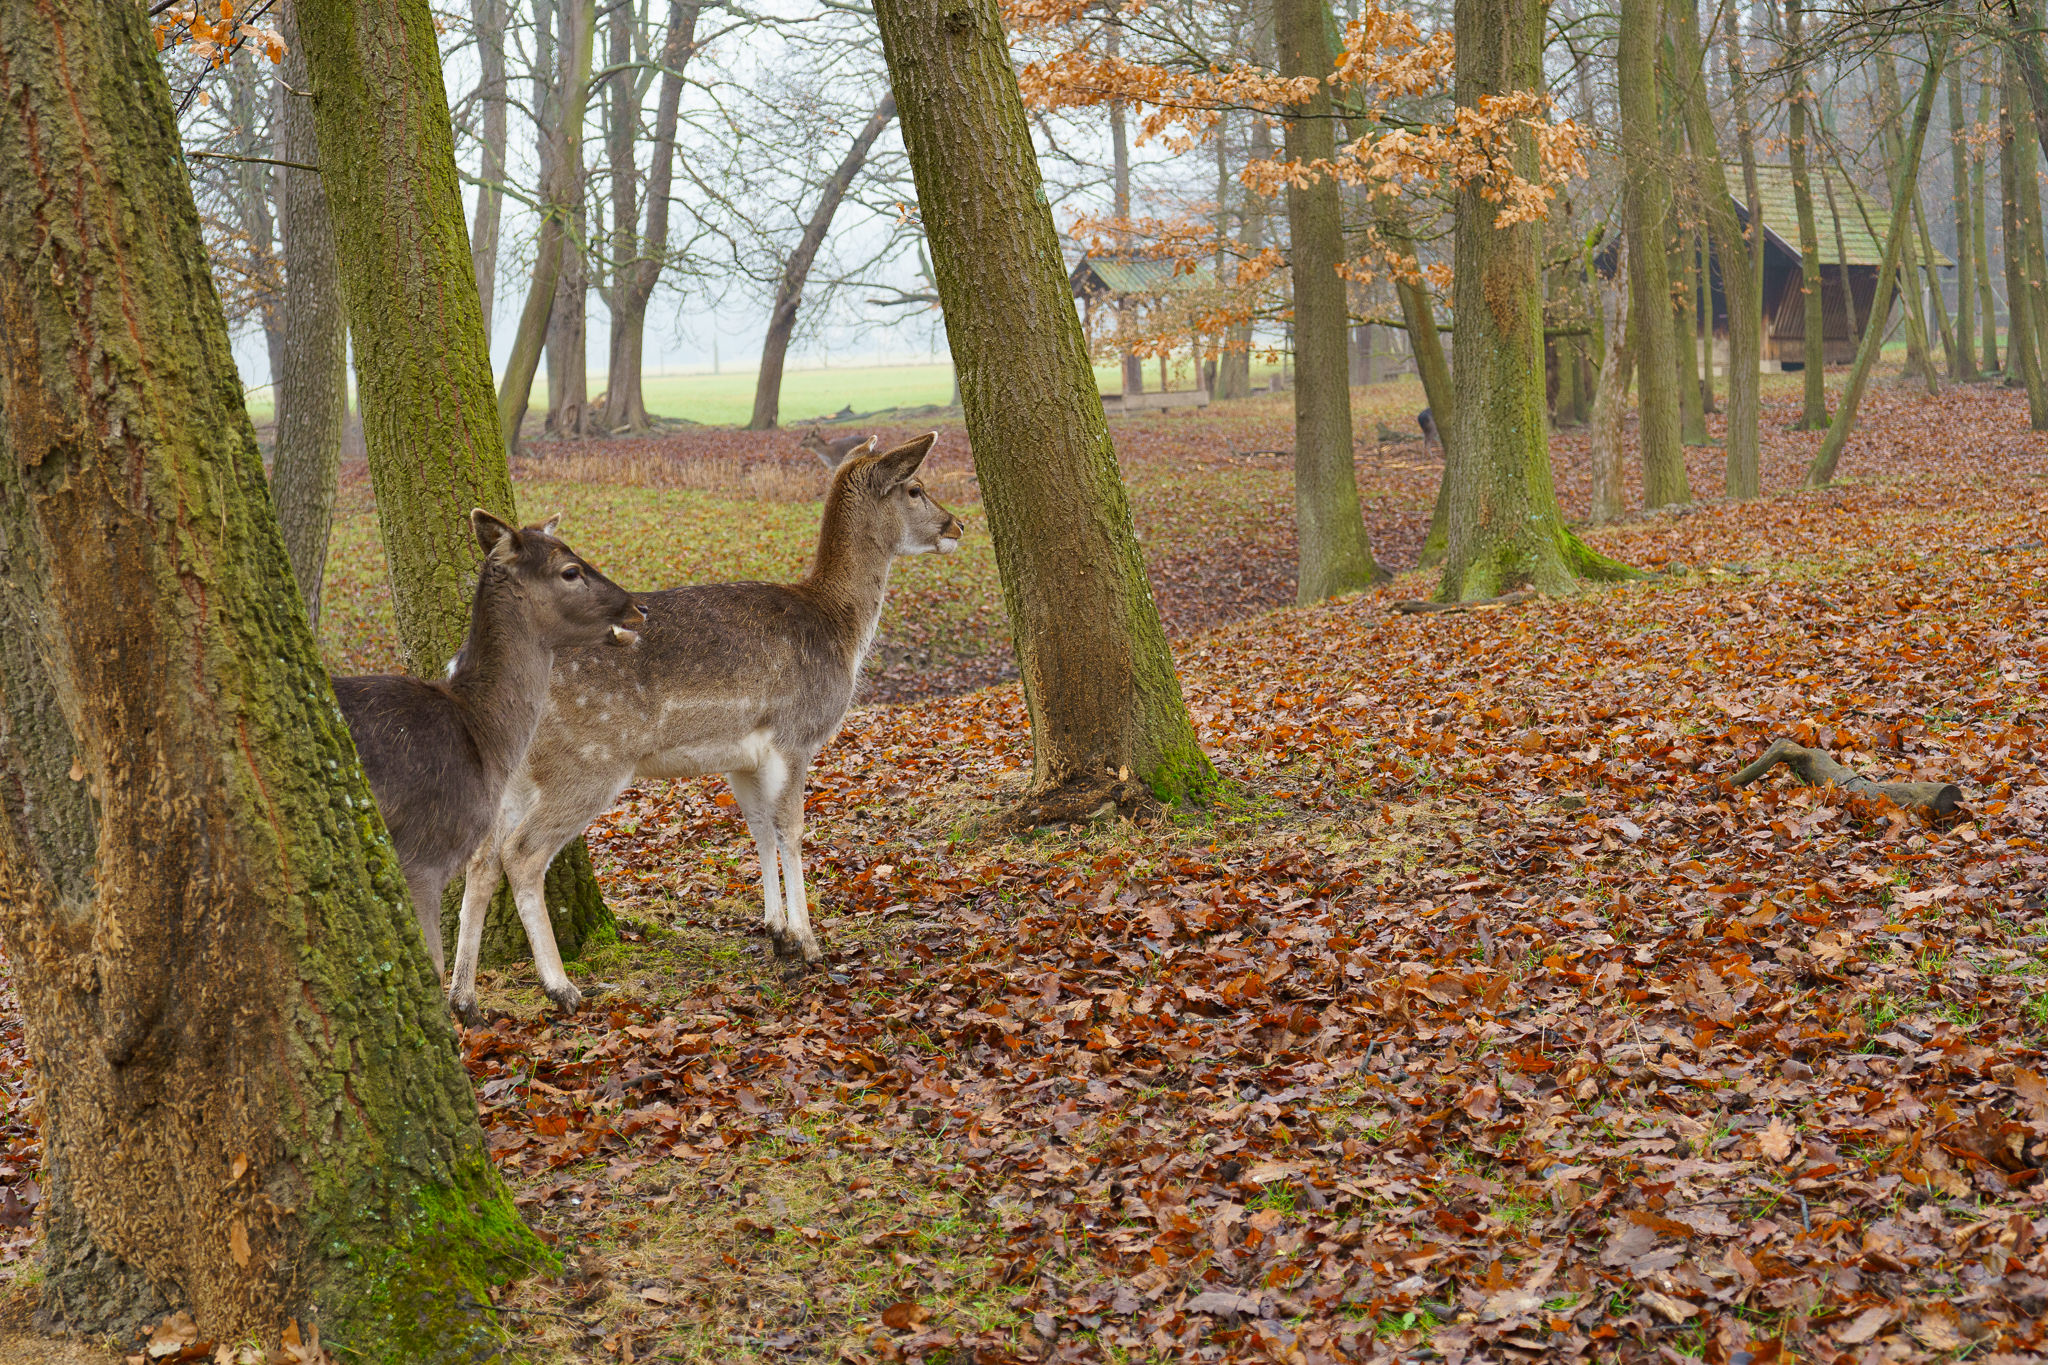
[609,624,641,646]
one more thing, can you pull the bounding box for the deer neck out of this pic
[444,564,554,779]
[799,501,895,665]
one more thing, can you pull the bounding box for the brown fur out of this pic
[334,511,642,978]
[797,427,876,469]
[450,435,962,1018]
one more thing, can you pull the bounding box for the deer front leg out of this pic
[773,760,822,965]
[726,768,790,957]
[448,837,503,1025]
[501,825,584,1013]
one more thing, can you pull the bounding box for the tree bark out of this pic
[1619,0,1688,505]
[1877,49,1939,393]
[1589,237,1636,525]
[1107,22,1144,398]
[1437,0,1633,600]
[297,0,615,959]
[1672,226,1708,445]
[1785,0,1830,427]
[469,0,509,347]
[1220,113,1274,401]
[1276,0,1383,601]
[870,0,1214,803]
[269,1,349,629]
[1378,194,1457,569]
[748,91,896,431]
[496,0,598,456]
[604,0,701,435]
[1949,57,1979,379]
[1805,35,1950,486]
[1675,0,1758,499]
[0,0,546,1354]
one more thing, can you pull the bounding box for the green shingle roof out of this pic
[1069,254,1198,297]
[1724,163,1951,268]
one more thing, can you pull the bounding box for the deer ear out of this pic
[537,511,563,537]
[874,432,937,487]
[472,508,521,561]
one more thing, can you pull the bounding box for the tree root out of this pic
[996,771,1156,833]
[1392,590,1538,615]
[1730,738,1963,815]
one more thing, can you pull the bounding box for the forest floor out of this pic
[3,375,2048,1364]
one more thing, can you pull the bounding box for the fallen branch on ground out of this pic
[1392,591,1537,616]
[1729,738,1963,815]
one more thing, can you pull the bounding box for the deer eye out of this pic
[561,564,582,582]
[909,487,925,500]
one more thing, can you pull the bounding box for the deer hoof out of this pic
[545,981,584,1014]
[450,996,485,1029]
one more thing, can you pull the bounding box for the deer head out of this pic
[826,433,962,557]
[471,510,645,649]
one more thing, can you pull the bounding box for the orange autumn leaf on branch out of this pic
[153,0,286,67]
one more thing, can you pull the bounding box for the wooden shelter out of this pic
[1708,164,1949,368]
[1068,253,1216,407]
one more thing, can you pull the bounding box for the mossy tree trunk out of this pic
[0,0,548,1354]
[1784,0,1830,427]
[469,0,509,347]
[1805,33,1951,486]
[269,0,349,628]
[748,91,896,431]
[1619,0,1689,506]
[1975,73,2001,373]
[1675,0,1759,499]
[1276,0,1384,602]
[870,0,1214,803]
[2001,50,2048,422]
[297,0,613,964]
[1437,0,1634,601]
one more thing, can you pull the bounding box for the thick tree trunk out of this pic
[1619,0,1688,506]
[1675,0,1758,499]
[269,1,349,628]
[2002,52,2048,422]
[870,0,1213,803]
[545,208,590,437]
[1276,0,1382,601]
[749,92,896,431]
[1805,36,1950,486]
[1949,60,1979,379]
[1975,73,2001,373]
[469,0,509,346]
[496,0,597,456]
[1785,0,1830,427]
[0,1,545,1354]
[1437,0,1632,601]
[298,0,615,960]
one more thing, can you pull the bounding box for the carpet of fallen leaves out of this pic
[5,378,2048,1365]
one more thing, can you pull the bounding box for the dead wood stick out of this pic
[1729,738,1962,815]
[1392,590,1538,616]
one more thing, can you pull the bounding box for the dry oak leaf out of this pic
[1757,1117,1796,1163]
[1479,1287,1544,1321]
[1640,1290,1699,1323]
[1833,1305,1894,1345]
[1185,1289,1263,1317]
[881,1301,930,1330]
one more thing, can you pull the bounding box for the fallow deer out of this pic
[334,511,643,979]
[448,434,961,1020]
[798,427,875,469]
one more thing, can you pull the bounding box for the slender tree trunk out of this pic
[1589,237,1636,524]
[545,203,590,436]
[1877,49,1939,392]
[1672,210,1708,442]
[1806,35,1951,485]
[2003,50,2048,420]
[1976,73,2001,372]
[1440,0,1632,600]
[1276,0,1383,600]
[749,92,897,430]
[0,1,545,1354]
[497,0,597,456]
[1785,0,1830,425]
[269,1,349,628]
[1949,58,1978,379]
[1379,194,1457,569]
[1222,114,1274,401]
[870,0,1214,803]
[298,0,614,962]
[1676,0,1759,498]
[1914,196,1955,380]
[469,0,508,346]
[229,52,287,375]
[603,0,700,434]
[2017,84,2048,394]
[1619,0,1688,505]
[1108,23,1144,398]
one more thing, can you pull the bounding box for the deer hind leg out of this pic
[725,767,790,957]
[405,868,449,981]
[773,760,821,964]
[448,834,504,1025]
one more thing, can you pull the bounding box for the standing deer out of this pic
[449,433,961,1021]
[334,511,643,979]
[798,427,875,469]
